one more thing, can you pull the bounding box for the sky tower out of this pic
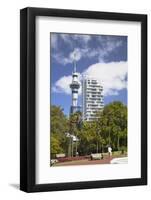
[70,56,80,114]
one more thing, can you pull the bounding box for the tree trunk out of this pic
[117,134,120,151]
[96,142,98,153]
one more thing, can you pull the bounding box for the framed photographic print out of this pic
[20,7,147,192]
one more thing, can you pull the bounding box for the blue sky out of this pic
[50,33,127,116]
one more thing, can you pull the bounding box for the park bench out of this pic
[56,153,66,158]
[90,153,103,160]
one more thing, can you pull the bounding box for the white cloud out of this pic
[52,73,82,95]
[66,48,89,63]
[51,33,91,51]
[83,61,127,96]
[60,34,73,47]
[60,34,91,47]
[52,61,127,97]
[51,34,58,49]
[53,48,89,65]
[68,48,82,62]
[52,75,72,94]
[72,34,91,44]
[52,39,124,65]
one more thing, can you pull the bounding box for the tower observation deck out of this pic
[70,58,81,114]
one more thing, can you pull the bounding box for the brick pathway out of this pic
[53,155,125,167]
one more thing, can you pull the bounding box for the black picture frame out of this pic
[20,7,147,192]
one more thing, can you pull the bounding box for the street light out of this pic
[65,132,72,157]
[65,132,79,157]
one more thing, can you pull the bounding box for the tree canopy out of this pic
[50,101,127,158]
[50,106,68,158]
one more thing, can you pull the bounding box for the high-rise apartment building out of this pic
[82,77,104,121]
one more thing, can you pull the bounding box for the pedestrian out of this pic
[108,146,112,157]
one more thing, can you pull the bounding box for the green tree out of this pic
[68,111,82,156]
[50,105,68,158]
[97,101,127,151]
[50,101,127,158]
[77,121,103,155]
[50,136,64,157]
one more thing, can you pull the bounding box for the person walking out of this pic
[108,146,112,157]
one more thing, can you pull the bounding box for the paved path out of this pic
[53,155,126,167]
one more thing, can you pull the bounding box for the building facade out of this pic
[82,77,104,121]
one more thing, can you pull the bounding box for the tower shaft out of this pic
[70,59,80,114]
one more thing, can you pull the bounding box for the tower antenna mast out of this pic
[73,52,77,73]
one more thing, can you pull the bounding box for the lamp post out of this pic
[65,132,72,157]
[65,132,79,157]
